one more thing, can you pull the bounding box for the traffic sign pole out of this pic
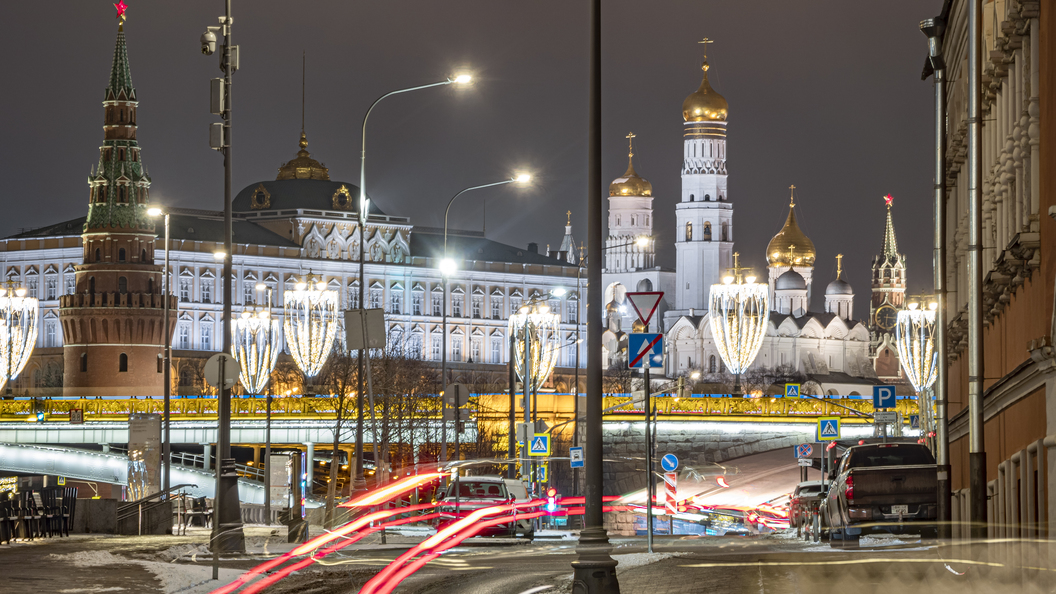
[644,359,653,554]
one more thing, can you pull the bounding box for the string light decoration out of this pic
[708,253,769,393]
[283,273,339,379]
[896,298,938,393]
[232,286,281,394]
[508,301,561,392]
[0,282,38,393]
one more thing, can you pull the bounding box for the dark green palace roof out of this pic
[233,179,386,216]
[411,229,577,267]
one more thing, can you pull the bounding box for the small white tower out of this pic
[774,269,808,317]
[605,132,654,273]
[825,254,854,320]
[675,39,733,312]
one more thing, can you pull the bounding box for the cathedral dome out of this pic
[682,61,728,122]
[276,132,330,181]
[609,156,652,197]
[766,199,816,267]
[825,277,853,296]
[775,269,807,291]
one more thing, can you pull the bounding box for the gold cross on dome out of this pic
[836,253,844,277]
[729,251,751,282]
[566,210,572,225]
[626,132,636,158]
[788,244,797,264]
[698,37,714,59]
[789,184,797,207]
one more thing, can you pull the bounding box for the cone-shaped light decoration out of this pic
[708,254,769,376]
[0,283,38,392]
[508,301,561,392]
[896,299,938,392]
[232,308,281,394]
[283,274,339,378]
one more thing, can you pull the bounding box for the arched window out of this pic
[636,279,653,292]
[147,278,153,293]
[157,355,163,373]
[80,353,88,372]
[703,222,712,241]
[95,248,101,262]
[709,355,716,373]
[89,277,95,294]
[685,222,693,241]
[689,194,695,202]
[141,249,147,262]
[118,248,126,262]
[704,194,711,201]
[721,222,729,242]
[119,353,128,372]
[118,277,127,293]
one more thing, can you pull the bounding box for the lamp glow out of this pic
[213,251,226,261]
[146,208,162,217]
[635,236,651,248]
[439,258,457,277]
[453,74,472,84]
[514,173,531,184]
[550,287,567,297]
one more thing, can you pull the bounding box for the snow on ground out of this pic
[49,549,246,594]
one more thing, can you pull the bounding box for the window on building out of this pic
[80,353,87,372]
[491,338,501,364]
[471,339,481,363]
[412,292,422,315]
[178,324,190,349]
[369,288,381,309]
[390,292,402,314]
[119,353,128,372]
[431,336,441,361]
[491,299,501,320]
[568,301,578,323]
[179,366,193,387]
[179,280,191,302]
[452,296,463,318]
[26,277,38,297]
[65,277,75,295]
[244,284,254,305]
[201,281,212,304]
[567,344,576,367]
[721,221,729,242]
[45,322,56,348]
[452,339,462,362]
[703,222,712,241]
[201,324,212,351]
[118,277,127,293]
[550,300,560,322]
[510,298,522,316]
[95,248,101,262]
[89,277,95,294]
[709,355,716,373]
[118,248,126,262]
[472,297,482,319]
[348,287,360,310]
[45,278,57,300]
[432,293,442,317]
[408,334,423,358]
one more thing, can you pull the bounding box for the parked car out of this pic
[823,442,938,547]
[436,475,534,539]
[790,481,825,537]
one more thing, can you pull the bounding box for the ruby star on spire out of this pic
[115,1,128,20]
[884,193,893,207]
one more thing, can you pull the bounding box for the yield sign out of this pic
[626,291,664,326]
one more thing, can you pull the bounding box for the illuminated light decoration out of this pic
[508,303,561,392]
[895,301,938,393]
[0,283,39,393]
[114,1,128,19]
[708,253,769,391]
[232,309,281,394]
[283,274,339,378]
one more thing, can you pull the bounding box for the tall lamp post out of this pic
[146,208,172,495]
[708,254,770,395]
[439,176,531,463]
[354,73,471,490]
[200,0,242,553]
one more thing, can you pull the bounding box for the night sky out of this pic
[2,1,942,318]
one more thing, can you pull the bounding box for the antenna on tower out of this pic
[301,51,306,135]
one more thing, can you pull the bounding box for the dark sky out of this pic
[2,0,942,318]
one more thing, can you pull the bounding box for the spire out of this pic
[105,19,136,102]
[836,253,844,278]
[881,194,899,258]
[559,210,577,264]
[624,131,638,176]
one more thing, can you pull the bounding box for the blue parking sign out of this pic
[873,385,896,409]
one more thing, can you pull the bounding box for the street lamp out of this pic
[439,175,532,463]
[0,281,38,395]
[708,253,769,395]
[354,74,473,490]
[283,272,339,379]
[896,297,939,442]
[146,207,173,495]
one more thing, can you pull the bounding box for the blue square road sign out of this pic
[873,385,897,409]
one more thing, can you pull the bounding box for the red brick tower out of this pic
[58,24,176,396]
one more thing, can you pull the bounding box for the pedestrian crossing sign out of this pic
[818,416,841,441]
[784,384,800,398]
[537,464,548,482]
[529,433,551,457]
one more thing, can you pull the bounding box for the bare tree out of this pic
[316,351,358,529]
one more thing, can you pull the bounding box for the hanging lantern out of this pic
[896,299,938,392]
[708,254,769,391]
[283,274,339,378]
[0,283,38,392]
[232,307,281,394]
[508,301,561,393]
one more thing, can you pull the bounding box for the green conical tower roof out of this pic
[105,26,136,102]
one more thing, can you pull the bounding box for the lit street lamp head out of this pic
[514,173,532,184]
[635,235,651,248]
[550,287,567,297]
[213,251,226,261]
[439,257,457,277]
[452,74,472,84]
[147,207,163,217]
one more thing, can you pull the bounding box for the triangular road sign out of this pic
[626,291,664,326]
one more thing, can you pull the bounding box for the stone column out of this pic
[203,443,212,471]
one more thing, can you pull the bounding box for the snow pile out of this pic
[49,549,247,594]
[51,550,129,567]
[613,551,687,575]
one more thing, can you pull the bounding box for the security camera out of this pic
[201,29,217,55]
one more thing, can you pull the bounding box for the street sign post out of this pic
[660,453,679,472]
[204,352,237,390]
[626,291,664,328]
[529,434,550,457]
[784,384,800,398]
[794,443,813,458]
[628,333,664,369]
[872,385,897,409]
[798,458,813,467]
[569,446,584,468]
[874,411,899,424]
[818,416,841,441]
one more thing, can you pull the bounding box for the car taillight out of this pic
[845,474,854,501]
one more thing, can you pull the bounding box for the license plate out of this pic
[891,505,909,514]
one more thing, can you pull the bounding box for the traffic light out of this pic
[545,487,558,512]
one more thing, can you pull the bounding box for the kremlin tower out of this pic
[58,23,176,396]
[869,194,907,380]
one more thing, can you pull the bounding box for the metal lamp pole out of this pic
[355,76,468,489]
[147,208,171,496]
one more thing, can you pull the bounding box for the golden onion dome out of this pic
[276,132,331,181]
[766,194,816,267]
[682,61,728,122]
[609,134,653,197]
